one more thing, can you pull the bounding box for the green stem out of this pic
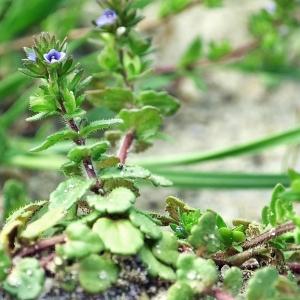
[133,126,300,167]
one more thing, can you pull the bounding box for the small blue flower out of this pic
[265,1,276,14]
[24,47,36,62]
[43,49,66,64]
[95,9,118,27]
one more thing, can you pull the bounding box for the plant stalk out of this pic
[118,131,135,165]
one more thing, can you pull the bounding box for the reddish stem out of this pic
[15,234,66,257]
[118,131,135,165]
[242,221,295,250]
[213,289,235,300]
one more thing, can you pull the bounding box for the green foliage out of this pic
[138,246,176,281]
[3,258,45,300]
[0,246,11,282]
[21,178,92,239]
[2,179,29,221]
[79,119,124,137]
[87,187,136,214]
[93,218,144,255]
[246,267,279,300]
[56,222,104,260]
[188,211,221,254]
[129,209,162,239]
[167,282,194,300]
[136,91,180,116]
[207,40,231,61]
[223,267,243,296]
[176,254,218,292]
[30,130,78,152]
[89,88,134,112]
[118,106,162,143]
[79,254,119,293]
[179,37,203,68]
[152,231,179,267]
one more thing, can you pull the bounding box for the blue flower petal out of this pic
[96,9,117,27]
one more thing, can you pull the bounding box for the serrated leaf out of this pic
[148,174,173,187]
[26,112,53,122]
[88,88,134,112]
[3,258,44,300]
[30,130,78,152]
[79,254,118,294]
[56,222,104,260]
[129,209,162,240]
[167,282,194,300]
[93,218,144,255]
[0,201,46,251]
[188,211,221,254]
[21,178,92,239]
[152,231,179,266]
[138,246,176,281]
[165,196,194,222]
[176,254,217,291]
[246,267,278,300]
[29,92,56,113]
[49,177,93,210]
[118,106,162,142]
[223,267,243,296]
[100,165,151,180]
[87,187,136,214]
[136,91,180,116]
[79,119,123,137]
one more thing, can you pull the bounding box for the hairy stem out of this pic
[58,98,102,193]
[15,234,66,257]
[118,131,135,165]
[242,221,295,250]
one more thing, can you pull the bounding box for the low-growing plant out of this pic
[2,1,300,300]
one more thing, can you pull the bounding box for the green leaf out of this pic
[98,43,119,71]
[129,209,162,240]
[93,218,144,255]
[79,254,119,294]
[207,40,231,61]
[188,211,221,254]
[152,231,179,266]
[136,91,180,116]
[100,165,151,180]
[49,177,93,210]
[30,130,78,152]
[223,267,243,296]
[138,246,176,281]
[180,37,203,67]
[87,187,136,214]
[1,201,46,251]
[118,107,162,142]
[56,222,104,260]
[0,245,11,282]
[3,258,45,300]
[29,91,57,113]
[176,254,218,291]
[3,179,28,221]
[0,0,63,42]
[21,178,92,239]
[246,267,278,300]
[167,282,194,300]
[147,174,173,187]
[62,88,76,114]
[80,119,123,137]
[88,88,134,112]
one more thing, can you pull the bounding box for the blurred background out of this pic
[1,0,300,223]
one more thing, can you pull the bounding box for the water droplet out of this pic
[98,271,107,280]
[187,270,198,280]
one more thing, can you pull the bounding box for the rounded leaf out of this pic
[79,254,118,293]
[87,187,136,214]
[3,258,44,300]
[152,231,179,267]
[129,209,162,240]
[93,218,144,255]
